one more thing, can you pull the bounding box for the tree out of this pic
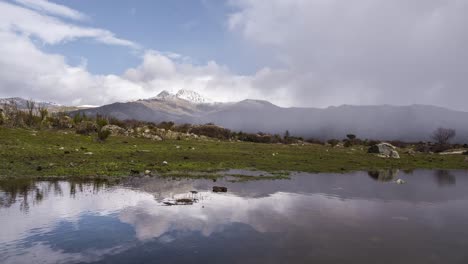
[26,100,35,126]
[346,134,356,140]
[37,104,48,121]
[431,127,456,144]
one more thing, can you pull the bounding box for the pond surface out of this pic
[1,170,468,264]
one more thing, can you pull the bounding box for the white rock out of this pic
[396,179,406,184]
[84,152,93,155]
[162,161,168,165]
[144,170,151,175]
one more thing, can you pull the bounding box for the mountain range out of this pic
[2,90,468,142]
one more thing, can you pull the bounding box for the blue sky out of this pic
[0,0,467,110]
[44,0,264,75]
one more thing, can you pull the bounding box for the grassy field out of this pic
[1,127,467,179]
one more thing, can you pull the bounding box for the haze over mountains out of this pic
[2,90,468,142]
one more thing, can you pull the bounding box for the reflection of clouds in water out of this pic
[0,182,153,244]
[1,242,132,264]
[119,192,384,241]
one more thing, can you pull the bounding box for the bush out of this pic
[305,138,324,145]
[96,116,108,128]
[157,121,175,130]
[173,123,192,133]
[343,140,353,148]
[97,129,111,142]
[431,144,452,153]
[327,139,340,147]
[190,125,231,140]
[108,117,125,128]
[75,121,97,135]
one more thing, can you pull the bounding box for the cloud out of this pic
[0,1,138,47]
[14,0,89,21]
[227,0,468,110]
[1,0,468,110]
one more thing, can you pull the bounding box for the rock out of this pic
[395,179,406,184]
[162,161,168,165]
[368,143,400,158]
[213,186,228,192]
[144,170,151,175]
[59,116,73,128]
[102,125,127,136]
[84,152,93,155]
[59,147,64,150]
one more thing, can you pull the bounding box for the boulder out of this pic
[395,179,406,184]
[213,186,227,192]
[368,143,400,159]
[102,125,127,136]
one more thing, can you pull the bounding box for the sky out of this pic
[0,0,467,110]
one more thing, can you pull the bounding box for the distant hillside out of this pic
[6,90,468,142]
[0,97,92,112]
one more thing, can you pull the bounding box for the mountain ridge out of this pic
[2,92,468,142]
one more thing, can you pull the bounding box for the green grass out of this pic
[1,127,467,179]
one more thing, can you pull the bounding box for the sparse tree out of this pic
[431,127,456,145]
[346,134,356,140]
[37,104,48,121]
[26,100,35,126]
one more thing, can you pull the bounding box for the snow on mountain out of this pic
[0,97,61,108]
[175,89,212,104]
[148,89,212,104]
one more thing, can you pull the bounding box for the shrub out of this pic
[343,140,353,148]
[95,115,108,128]
[305,138,324,145]
[97,129,111,142]
[431,144,452,153]
[327,139,340,147]
[190,125,231,140]
[173,123,192,133]
[157,121,175,130]
[108,117,125,128]
[75,121,97,135]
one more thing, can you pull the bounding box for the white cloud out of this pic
[14,0,89,21]
[1,0,468,110]
[0,1,138,47]
[227,0,468,110]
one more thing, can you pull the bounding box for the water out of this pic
[1,170,468,264]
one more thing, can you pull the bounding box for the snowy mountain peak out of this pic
[150,89,212,104]
[175,89,211,104]
[154,90,175,100]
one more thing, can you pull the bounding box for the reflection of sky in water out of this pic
[1,170,468,263]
